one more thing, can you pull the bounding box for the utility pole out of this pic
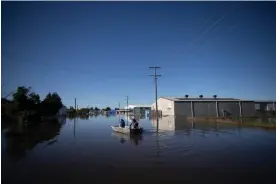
[126,96,129,125]
[118,102,121,122]
[149,66,161,132]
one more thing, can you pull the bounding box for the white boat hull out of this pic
[111,126,131,134]
[111,126,143,134]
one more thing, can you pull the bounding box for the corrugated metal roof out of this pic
[124,105,151,109]
[161,96,247,101]
[176,97,238,100]
[160,97,275,102]
[254,100,275,103]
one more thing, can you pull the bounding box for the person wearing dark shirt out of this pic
[120,119,125,128]
[130,118,139,129]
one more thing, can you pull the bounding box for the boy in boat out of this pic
[120,119,126,128]
[130,118,139,129]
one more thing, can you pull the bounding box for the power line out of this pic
[149,66,161,132]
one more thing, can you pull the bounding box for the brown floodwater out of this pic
[2,115,276,184]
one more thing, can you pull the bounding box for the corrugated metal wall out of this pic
[218,101,240,117]
[256,102,275,112]
[193,101,217,117]
[241,102,256,117]
[170,98,260,118]
[174,102,192,116]
[259,102,268,112]
[134,107,151,115]
[173,100,256,117]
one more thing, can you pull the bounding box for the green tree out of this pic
[41,92,62,116]
[67,106,76,116]
[69,106,75,111]
[104,107,111,111]
[12,86,40,111]
[27,92,40,111]
[78,108,90,114]
[12,86,31,110]
[94,107,99,111]
[29,92,40,104]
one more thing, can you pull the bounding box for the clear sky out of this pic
[2,1,276,108]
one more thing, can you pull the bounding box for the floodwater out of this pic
[2,115,276,184]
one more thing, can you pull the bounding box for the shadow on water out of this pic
[111,132,143,146]
[2,117,65,162]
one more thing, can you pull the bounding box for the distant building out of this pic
[124,105,151,115]
[152,96,275,118]
[254,100,276,112]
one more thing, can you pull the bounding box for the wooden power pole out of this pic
[126,96,129,125]
[149,66,161,132]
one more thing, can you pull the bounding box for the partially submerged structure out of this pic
[116,105,151,116]
[151,96,275,118]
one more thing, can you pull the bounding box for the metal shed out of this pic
[152,96,263,118]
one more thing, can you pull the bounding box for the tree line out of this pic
[67,106,111,115]
[2,86,63,122]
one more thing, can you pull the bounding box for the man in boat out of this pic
[120,119,126,128]
[130,118,139,129]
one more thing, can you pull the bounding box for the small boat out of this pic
[111,126,143,134]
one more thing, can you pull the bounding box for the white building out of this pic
[124,104,151,115]
[124,104,151,109]
[151,97,174,116]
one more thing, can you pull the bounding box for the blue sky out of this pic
[2,1,276,108]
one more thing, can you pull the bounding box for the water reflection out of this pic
[2,117,64,162]
[151,116,193,131]
[151,115,238,135]
[79,115,89,120]
[111,132,143,146]
[67,114,89,120]
[240,117,276,124]
[2,115,276,184]
[120,114,145,122]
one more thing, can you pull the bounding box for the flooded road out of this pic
[2,115,276,184]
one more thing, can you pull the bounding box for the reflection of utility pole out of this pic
[154,132,161,166]
[149,66,161,132]
[74,98,76,139]
[73,117,76,138]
